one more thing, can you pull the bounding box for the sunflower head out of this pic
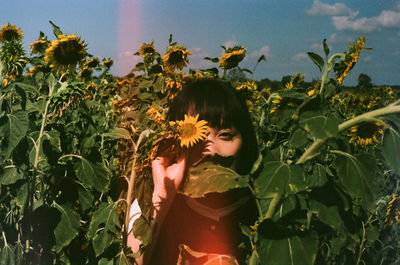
[45,35,87,73]
[176,114,208,148]
[335,37,370,86]
[386,194,400,225]
[146,106,166,124]
[348,121,384,146]
[79,67,93,78]
[30,40,50,54]
[0,24,23,43]
[218,46,246,69]
[102,58,114,68]
[138,42,156,56]
[84,57,100,68]
[162,45,192,72]
[0,40,27,79]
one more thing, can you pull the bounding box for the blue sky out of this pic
[2,0,400,85]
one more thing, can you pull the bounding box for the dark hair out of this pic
[167,78,258,174]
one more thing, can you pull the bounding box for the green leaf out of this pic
[299,111,338,139]
[3,110,29,159]
[131,215,153,247]
[78,186,94,212]
[254,160,306,198]
[49,21,63,38]
[257,54,267,63]
[115,250,132,265]
[98,257,114,265]
[306,163,328,187]
[88,201,120,238]
[203,57,219,63]
[1,166,23,185]
[102,127,132,140]
[307,52,324,73]
[180,157,249,198]
[53,204,81,252]
[382,127,400,175]
[333,153,377,210]
[75,157,109,193]
[323,39,330,57]
[92,230,114,257]
[289,129,309,149]
[1,244,15,265]
[258,220,318,265]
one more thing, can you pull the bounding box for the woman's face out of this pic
[189,126,243,165]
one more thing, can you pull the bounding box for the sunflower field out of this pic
[1,22,400,265]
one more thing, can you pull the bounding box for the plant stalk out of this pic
[297,105,400,164]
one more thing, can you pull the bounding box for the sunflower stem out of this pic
[265,193,281,219]
[297,104,400,164]
[319,53,343,96]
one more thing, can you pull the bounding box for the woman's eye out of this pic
[219,132,234,140]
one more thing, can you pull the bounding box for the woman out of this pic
[129,79,259,264]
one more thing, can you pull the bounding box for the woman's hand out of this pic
[151,151,187,210]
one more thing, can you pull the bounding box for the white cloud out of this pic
[363,55,372,62]
[306,0,357,17]
[223,39,237,48]
[332,9,400,32]
[250,45,271,58]
[190,47,210,58]
[118,50,134,58]
[292,53,308,61]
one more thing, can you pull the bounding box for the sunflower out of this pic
[0,40,27,80]
[30,40,50,54]
[269,94,294,114]
[138,42,156,56]
[102,58,113,68]
[284,72,305,90]
[386,194,400,225]
[45,35,87,73]
[146,106,166,124]
[84,57,100,68]
[236,81,257,92]
[0,24,23,43]
[348,121,384,146]
[162,45,191,71]
[79,67,93,78]
[176,114,208,148]
[336,37,370,86]
[218,46,246,69]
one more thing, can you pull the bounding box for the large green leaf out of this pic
[299,111,338,139]
[75,157,109,193]
[0,166,23,186]
[306,163,329,188]
[180,157,249,198]
[258,220,318,265]
[254,160,306,198]
[0,245,15,265]
[307,52,324,73]
[88,201,120,238]
[92,230,114,257]
[333,153,377,210]
[382,127,400,175]
[2,110,29,159]
[53,204,81,252]
[131,215,153,247]
[102,127,132,140]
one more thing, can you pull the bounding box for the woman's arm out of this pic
[127,153,187,265]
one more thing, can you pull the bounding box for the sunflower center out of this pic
[168,50,184,64]
[355,123,380,138]
[180,123,197,138]
[54,40,84,65]
[3,30,19,41]
[143,47,155,53]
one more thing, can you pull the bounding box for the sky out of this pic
[1,0,400,86]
